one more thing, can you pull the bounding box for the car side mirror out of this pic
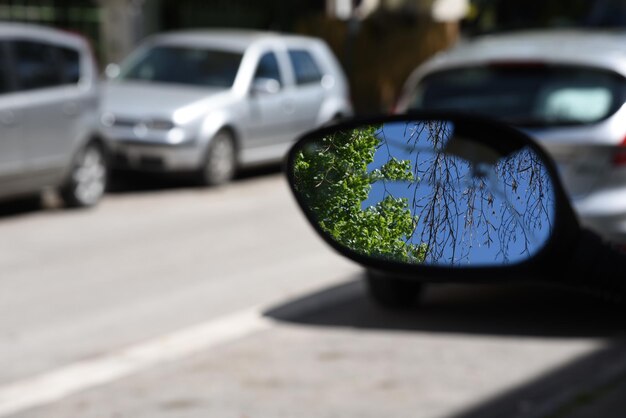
[285,113,607,287]
[250,78,280,96]
[104,63,121,80]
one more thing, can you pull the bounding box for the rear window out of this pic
[410,65,625,126]
[120,46,243,88]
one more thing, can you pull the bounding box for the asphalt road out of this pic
[0,171,625,417]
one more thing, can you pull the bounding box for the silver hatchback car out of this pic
[102,30,352,185]
[397,30,626,244]
[0,23,107,207]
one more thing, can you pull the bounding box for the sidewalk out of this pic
[446,341,626,418]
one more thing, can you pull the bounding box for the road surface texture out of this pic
[0,171,624,417]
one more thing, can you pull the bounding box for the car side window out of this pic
[0,42,11,95]
[11,40,63,91]
[56,46,81,84]
[254,52,282,87]
[288,49,323,86]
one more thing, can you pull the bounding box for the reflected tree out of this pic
[293,125,427,263]
[401,120,553,264]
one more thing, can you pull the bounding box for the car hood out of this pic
[102,81,231,120]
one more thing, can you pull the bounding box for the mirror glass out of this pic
[292,119,557,267]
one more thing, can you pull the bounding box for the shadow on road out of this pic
[266,277,626,417]
[0,165,282,220]
[107,164,282,194]
[0,195,49,220]
[265,276,626,339]
[445,341,626,418]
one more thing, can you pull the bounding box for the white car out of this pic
[397,29,626,244]
[102,30,352,185]
[0,22,107,207]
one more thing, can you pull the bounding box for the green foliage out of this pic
[293,126,426,263]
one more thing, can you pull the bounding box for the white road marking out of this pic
[0,307,271,417]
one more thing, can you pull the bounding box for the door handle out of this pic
[0,110,16,126]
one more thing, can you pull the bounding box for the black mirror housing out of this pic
[285,112,582,284]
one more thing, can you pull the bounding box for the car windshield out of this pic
[119,45,243,88]
[468,0,626,34]
[410,65,625,126]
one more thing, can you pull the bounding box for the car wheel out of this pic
[60,142,108,208]
[199,130,237,186]
[366,269,424,309]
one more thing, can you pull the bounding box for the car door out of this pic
[10,39,85,177]
[0,40,25,183]
[245,49,295,154]
[286,48,325,135]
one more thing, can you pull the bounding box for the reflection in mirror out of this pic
[292,120,556,267]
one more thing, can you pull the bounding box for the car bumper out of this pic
[573,189,626,244]
[110,140,204,172]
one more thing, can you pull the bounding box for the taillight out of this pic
[612,136,626,166]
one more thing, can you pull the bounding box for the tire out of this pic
[366,269,424,309]
[198,130,237,186]
[60,142,108,208]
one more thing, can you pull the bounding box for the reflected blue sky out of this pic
[362,121,555,267]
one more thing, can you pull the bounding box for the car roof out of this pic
[416,29,626,79]
[147,29,321,52]
[0,21,86,47]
